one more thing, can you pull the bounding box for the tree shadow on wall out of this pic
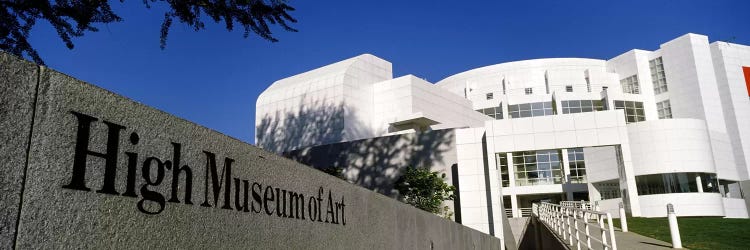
[256,97,351,153]
[284,128,455,198]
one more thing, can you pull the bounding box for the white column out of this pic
[667,204,682,248]
[696,175,704,193]
[561,148,573,200]
[506,152,515,188]
[511,194,519,218]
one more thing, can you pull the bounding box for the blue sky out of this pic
[26,0,749,144]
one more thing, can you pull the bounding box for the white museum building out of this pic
[255,33,750,236]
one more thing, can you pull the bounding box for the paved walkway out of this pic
[556,220,680,249]
[613,228,678,250]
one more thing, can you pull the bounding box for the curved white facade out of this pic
[257,33,750,236]
[627,119,717,176]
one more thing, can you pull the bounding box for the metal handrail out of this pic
[533,202,617,250]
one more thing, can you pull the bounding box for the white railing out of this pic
[505,208,533,217]
[519,208,532,217]
[561,200,593,210]
[534,202,617,250]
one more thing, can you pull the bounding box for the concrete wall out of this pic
[0,52,40,249]
[0,52,503,249]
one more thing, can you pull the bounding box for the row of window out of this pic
[561,100,605,114]
[486,59,669,100]
[476,106,503,120]
[508,102,555,118]
[484,85,584,99]
[497,148,587,187]
[479,99,671,123]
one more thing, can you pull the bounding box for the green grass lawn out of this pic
[612,217,750,250]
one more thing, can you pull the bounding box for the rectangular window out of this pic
[620,75,640,94]
[508,101,555,118]
[613,100,645,123]
[486,92,494,100]
[561,100,604,114]
[497,153,509,187]
[650,57,669,94]
[525,87,533,95]
[476,105,503,120]
[567,148,586,183]
[657,100,672,119]
[512,150,563,186]
[566,85,573,92]
[502,79,507,95]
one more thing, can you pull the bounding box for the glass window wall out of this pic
[567,148,586,183]
[512,150,563,186]
[635,172,719,195]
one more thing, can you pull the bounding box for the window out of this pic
[585,77,592,92]
[636,173,719,195]
[476,106,503,119]
[720,180,744,198]
[508,101,555,118]
[566,85,573,92]
[502,79,507,95]
[497,154,509,187]
[620,75,640,94]
[650,57,669,94]
[512,150,563,186]
[567,148,586,183]
[525,87,533,95]
[613,100,645,123]
[593,180,621,199]
[657,100,672,119]
[561,100,604,114]
[486,92,494,100]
